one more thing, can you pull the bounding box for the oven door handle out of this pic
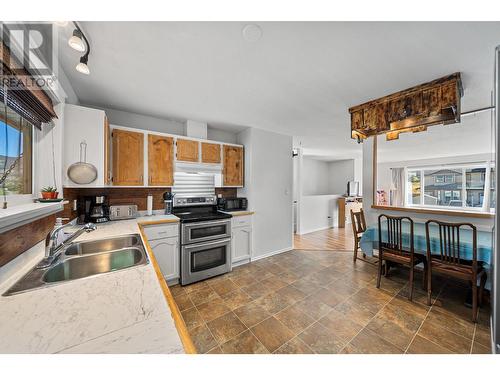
[183,219,231,229]
[183,238,231,250]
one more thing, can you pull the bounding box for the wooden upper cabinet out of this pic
[223,145,243,186]
[112,129,144,186]
[201,142,221,164]
[148,134,174,186]
[176,139,199,162]
[104,116,111,185]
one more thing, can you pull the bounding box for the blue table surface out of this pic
[360,222,493,265]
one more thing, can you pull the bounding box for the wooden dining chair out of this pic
[425,220,487,322]
[351,208,367,262]
[377,214,427,301]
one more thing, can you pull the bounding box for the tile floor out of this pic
[170,250,492,354]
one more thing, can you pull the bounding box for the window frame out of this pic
[0,105,36,203]
[405,162,495,213]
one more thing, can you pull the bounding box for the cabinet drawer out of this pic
[232,215,252,228]
[143,223,179,241]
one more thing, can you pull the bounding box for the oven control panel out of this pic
[173,195,217,207]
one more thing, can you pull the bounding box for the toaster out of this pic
[109,204,139,221]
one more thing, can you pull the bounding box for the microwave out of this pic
[217,197,248,212]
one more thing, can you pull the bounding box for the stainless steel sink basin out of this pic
[65,234,141,256]
[3,234,149,296]
[44,247,145,283]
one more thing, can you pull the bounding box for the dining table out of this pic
[359,221,494,289]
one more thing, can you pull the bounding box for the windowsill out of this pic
[371,205,495,219]
[0,200,69,234]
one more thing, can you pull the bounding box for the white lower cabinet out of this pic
[145,223,179,285]
[231,215,252,266]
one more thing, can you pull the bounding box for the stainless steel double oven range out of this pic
[173,194,232,285]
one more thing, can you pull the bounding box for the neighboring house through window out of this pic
[405,163,495,212]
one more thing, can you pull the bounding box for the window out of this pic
[406,163,495,212]
[0,100,33,196]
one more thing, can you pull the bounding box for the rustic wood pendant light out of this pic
[348,73,463,142]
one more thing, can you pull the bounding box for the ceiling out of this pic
[56,22,500,158]
[377,109,495,163]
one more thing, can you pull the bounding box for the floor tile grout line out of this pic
[470,318,478,354]
[338,281,407,354]
[404,286,443,354]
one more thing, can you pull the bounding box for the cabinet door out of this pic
[176,139,199,162]
[150,238,179,281]
[148,134,174,186]
[112,129,144,186]
[104,117,111,185]
[232,226,252,264]
[201,142,221,164]
[223,145,244,186]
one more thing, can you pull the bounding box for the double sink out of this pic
[3,234,149,296]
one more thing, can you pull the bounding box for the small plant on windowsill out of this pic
[41,186,59,200]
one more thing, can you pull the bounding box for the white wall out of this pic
[302,158,331,195]
[328,159,355,195]
[86,106,238,144]
[299,194,341,234]
[237,128,293,259]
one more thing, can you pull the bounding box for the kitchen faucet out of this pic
[37,221,97,268]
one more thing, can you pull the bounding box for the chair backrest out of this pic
[351,208,366,236]
[425,220,477,266]
[378,214,414,255]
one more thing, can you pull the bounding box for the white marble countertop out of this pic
[0,215,184,354]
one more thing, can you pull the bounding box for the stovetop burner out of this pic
[172,205,232,223]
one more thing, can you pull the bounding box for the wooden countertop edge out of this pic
[229,211,254,216]
[138,223,197,354]
[137,218,180,225]
[371,205,495,219]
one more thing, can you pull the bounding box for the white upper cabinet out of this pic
[63,104,109,187]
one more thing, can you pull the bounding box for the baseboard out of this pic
[251,246,293,262]
[298,225,332,235]
[232,257,251,268]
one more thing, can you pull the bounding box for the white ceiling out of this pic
[57,22,500,156]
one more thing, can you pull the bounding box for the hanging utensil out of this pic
[67,141,98,184]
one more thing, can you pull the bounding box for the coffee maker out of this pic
[77,195,110,224]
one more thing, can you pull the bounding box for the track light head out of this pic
[68,29,86,52]
[76,54,90,75]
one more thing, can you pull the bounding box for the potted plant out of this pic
[41,186,59,200]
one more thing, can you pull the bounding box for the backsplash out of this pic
[62,187,237,219]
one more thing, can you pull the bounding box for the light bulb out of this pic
[76,55,90,75]
[68,29,85,52]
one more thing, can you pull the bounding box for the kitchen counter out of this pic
[0,214,191,354]
[221,210,254,216]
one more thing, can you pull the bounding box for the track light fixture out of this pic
[76,55,90,75]
[68,29,85,52]
[69,22,91,75]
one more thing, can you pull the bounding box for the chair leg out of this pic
[363,253,366,258]
[376,259,382,289]
[472,280,478,323]
[422,260,428,291]
[426,267,432,306]
[353,240,358,263]
[408,264,414,301]
[385,262,390,278]
[479,272,487,306]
